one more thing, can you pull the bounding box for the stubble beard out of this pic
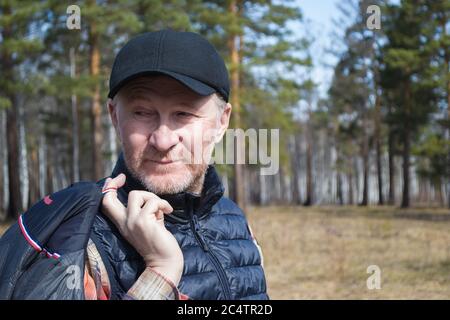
[123,147,208,195]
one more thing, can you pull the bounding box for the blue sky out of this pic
[296,0,341,99]
[296,0,400,100]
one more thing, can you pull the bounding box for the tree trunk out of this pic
[88,6,104,181]
[374,93,384,205]
[278,166,286,204]
[337,171,343,205]
[304,118,313,206]
[18,100,28,210]
[360,118,369,206]
[335,141,343,205]
[221,171,229,198]
[38,134,47,199]
[401,82,411,208]
[418,176,426,204]
[0,109,7,219]
[447,64,450,209]
[444,29,450,209]
[447,75,450,209]
[259,172,266,205]
[228,0,246,211]
[6,100,22,218]
[434,178,443,207]
[1,3,22,219]
[291,134,301,204]
[388,127,395,205]
[347,162,354,205]
[28,148,40,206]
[46,154,54,195]
[70,47,80,182]
[353,156,360,204]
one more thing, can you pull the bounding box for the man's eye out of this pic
[134,111,153,117]
[176,112,193,118]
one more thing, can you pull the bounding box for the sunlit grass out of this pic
[246,205,450,299]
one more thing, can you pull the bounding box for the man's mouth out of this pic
[149,159,178,164]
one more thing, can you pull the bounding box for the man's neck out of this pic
[185,170,206,195]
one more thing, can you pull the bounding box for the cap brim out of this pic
[108,70,217,99]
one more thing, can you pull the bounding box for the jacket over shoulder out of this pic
[0,181,103,300]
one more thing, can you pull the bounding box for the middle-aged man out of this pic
[0,30,268,300]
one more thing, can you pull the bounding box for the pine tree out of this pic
[0,0,46,218]
[380,0,440,208]
[192,0,311,207]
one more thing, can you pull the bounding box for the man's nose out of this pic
[148,124,180,153]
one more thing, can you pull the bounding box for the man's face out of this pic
[108,75,231,194]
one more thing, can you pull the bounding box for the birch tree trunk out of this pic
[0,109,8,219]
[70,47,80,182]
[38,134,47,199]
[18,99,28,211]
[304,119,313,206]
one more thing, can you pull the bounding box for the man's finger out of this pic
[159,199,173,214]
[102,173,126,192]
[128,191,160,217]
[139,199,160,221]
[155,209,164,220]
[140,198,173,221]
[102,174,127,228]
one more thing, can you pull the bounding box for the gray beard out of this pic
[124,158,208,195]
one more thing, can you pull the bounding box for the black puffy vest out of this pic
[91,154,269,300]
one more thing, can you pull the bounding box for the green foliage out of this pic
[380,0,440,132]
[0,0,47,106]
[413,130,449,181]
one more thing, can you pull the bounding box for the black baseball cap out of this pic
[108,29,230,102]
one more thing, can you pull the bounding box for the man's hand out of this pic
[101,174,184,285]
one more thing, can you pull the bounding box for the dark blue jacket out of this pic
[0,154,268,300]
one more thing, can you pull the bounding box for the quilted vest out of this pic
[91,154,269,300]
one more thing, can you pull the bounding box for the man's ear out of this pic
[107,98,121,142]
[215,102,232,143]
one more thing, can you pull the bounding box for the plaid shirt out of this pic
[84,239,188,300]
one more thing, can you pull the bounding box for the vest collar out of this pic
[110,153,224,222]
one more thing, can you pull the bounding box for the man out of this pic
[0,30,268,300]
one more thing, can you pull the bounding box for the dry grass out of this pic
[2,206,449,299]
[246,205,450,299]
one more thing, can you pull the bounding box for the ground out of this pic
[246,205,450,299]
[1,205,450,299]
